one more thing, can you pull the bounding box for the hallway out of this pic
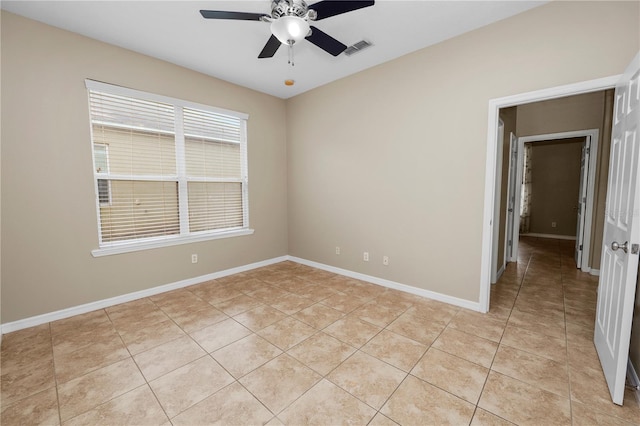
[489,236,640,423]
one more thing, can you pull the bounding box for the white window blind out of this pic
[86,80,249,251]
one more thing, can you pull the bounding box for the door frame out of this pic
[510,129,599,272]
[491,119,505,284]
[505,133,518,262]
[479,75,619,313]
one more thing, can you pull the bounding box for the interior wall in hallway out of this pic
[528,138,584,237]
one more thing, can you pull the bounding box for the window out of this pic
[86,80,251,255]
[94,144,111,206]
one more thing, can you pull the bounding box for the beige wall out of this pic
[516,90,613,270]
[528,139,584,236]
[285,1,639,302]
[0,11,288,323]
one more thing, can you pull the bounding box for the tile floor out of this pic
[2,237,640,425]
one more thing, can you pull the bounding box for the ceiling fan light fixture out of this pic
[271,16,310,45]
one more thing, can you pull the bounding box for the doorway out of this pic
[479,75,619,312]
[509,130,599,273]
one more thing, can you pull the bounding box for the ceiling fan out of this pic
[200,0,375,64]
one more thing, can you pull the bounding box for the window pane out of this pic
[188,182,243,233]
[185,137,241,178]
[97,179,110,205]
[92,126,176,176]
[94,144,109,173]
[99,180,179,243]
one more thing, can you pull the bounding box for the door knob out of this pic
[611,241,628,253]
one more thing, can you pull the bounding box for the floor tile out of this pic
[327,351,406,409]
[361,329,427,372]
[431,327,498,368]
[212,334,282,378]
[233,305,287,332]
[278,379,376,425]
[1,357,56,407]
[491,345,569,397]
[569,366,640,424]
[500,324,566,363]
[293,303,343,329]
[133,335,206,381]
[213,294,262,316]
[167,305,228,333]
[368,412,400,426]
[257,317,316,350]
[349,302,402,327]
[57,358,145,421]
[448,310,506,342]
[287,332,356,376]
[381,375,475,425]
[470,408,515,425]
[477,371,571,425]
[149,356,234,418]
[172,382,273,425]
[52,322,120,357]
[386,311,446,346]
[570,400,639,426]
[319,293,370,314]
[412,348,489,404]
[506,308,566,340]
[53,333,130,384]
[189,318,252,353]
[118,318,186,355]
[239,354,321,414]
[50,310,110,337]
[107,300,169,333]
[0,387,59,426]
[268,293,315,315]
[63,385,168,426]
[323,316,382,348]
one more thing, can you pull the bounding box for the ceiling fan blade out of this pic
[306,26,347,57]
[259,35,282,58]
[200,10,268,21]
[309,0,374,20]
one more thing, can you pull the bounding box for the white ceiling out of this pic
[2,1,546,99]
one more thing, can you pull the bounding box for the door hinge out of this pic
[580,244,583,250]
[586,147,590,155]
[632,243,639,255]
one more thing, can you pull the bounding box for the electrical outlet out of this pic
[191,254,198,264]
[383,256,389,266]
[551,222,557,228]
[363,252,369,262]
[336,246,341,255]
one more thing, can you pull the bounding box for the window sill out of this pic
[91,228,255,257]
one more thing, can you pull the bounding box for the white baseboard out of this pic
[521,233,576,241]
[628,359,640,406]
[1,256,289,334]
[589,269,600,276]
[287,256,481,312]
[2,254,482,335]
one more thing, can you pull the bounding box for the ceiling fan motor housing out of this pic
[271,0,316,20]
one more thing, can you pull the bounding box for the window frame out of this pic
[86,80,253,257]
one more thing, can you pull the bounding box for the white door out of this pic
[574,137,590,267]
[492,121,505,283]
[594,51,640,405]
[505,133,518,262]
